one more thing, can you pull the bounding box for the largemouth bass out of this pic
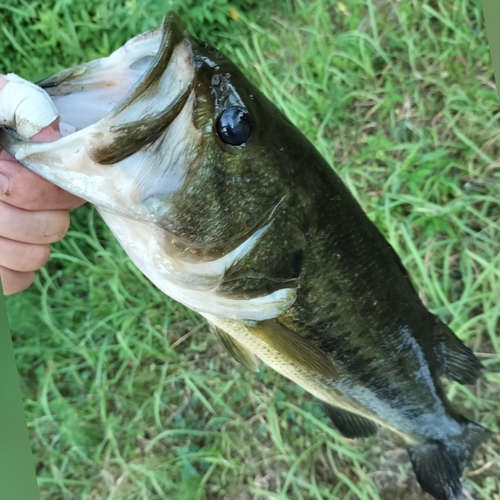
[0,12,492,500]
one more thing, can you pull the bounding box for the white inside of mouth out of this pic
[51,30,163,135]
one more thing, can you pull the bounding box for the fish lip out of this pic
[85,13,196,166]
[36,11,194,143]
[109,12,189,118]
[37,11,187,93]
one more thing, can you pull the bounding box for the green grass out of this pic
[3,0,500,498]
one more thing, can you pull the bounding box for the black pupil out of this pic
[216,108,251,146]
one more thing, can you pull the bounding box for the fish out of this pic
[0,11,493,500]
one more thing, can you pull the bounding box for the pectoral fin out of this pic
[247,320,339,380]
[321,402,378,438]
[212,325,259,372]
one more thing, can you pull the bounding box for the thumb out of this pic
[31,118,61,142]
[0,73,59,139]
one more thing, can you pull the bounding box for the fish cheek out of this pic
[217,218,306,300]
[159,146,286,248]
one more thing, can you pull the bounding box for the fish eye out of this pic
[216,107,251,146]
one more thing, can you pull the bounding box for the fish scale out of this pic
[0,11,492,500]
[203,313,393,433]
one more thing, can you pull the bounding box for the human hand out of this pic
[0,76,85,295]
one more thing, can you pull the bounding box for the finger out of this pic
[0,236,50,272]
[0,153,86,211]
[0,266,34,296]
[0,74,58,138]
[0,200,70,244]
[0,119,86,211]
[31,120,60,141]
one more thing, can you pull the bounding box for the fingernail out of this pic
[0,172,10,196]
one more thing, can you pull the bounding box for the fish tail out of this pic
[407,420,492,500]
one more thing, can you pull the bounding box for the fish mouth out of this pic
[41,11,195,160]
[0,12,198,216]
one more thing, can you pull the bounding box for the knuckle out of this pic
[3,169,51,211]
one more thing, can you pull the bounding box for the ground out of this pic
[3,0,500,499]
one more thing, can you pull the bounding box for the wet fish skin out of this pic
[0,12,493,500]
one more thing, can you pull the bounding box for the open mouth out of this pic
[38,12,195,161]
[0,13,197,214]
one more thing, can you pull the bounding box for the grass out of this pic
[2,0,500,498]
